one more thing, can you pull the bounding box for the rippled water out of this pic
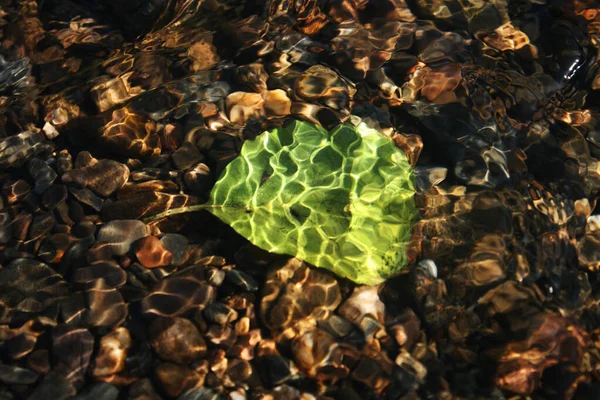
[1,0,600,398]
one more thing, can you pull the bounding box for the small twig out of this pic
[143,204,222,223]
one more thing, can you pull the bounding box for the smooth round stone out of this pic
[62,156,130,197]
[150,317,206,364]
[97,220,150,256]
[160,234,189,266]
[134,236,173,268]
[171,142,203,170]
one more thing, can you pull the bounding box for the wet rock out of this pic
[5,332,37,360]
[3,179,30,204]
[0,131,54,169]
[184,163,212,197]
[0,258,67,325]
[141,266,216,317]
[72,261,127,289]
[128,378,163,400]
[87,281,128,328]
[261,258,341,335]
[27,370,76,400]
[52,325,94,387]
[338,286,385,327]
[27,349,50,375]
[172,142,204,170]
[97,219,150,256]
[98,107,161,159]
[224,269,258,292]
[28,158,57,194]
[92,327,132,377]
[68,186,104,211]
[255,354,299,387]
[0,212,11,243]
[160,234,189,266]
[178,387,218,400]
[0,363,38,385]
[149,317,206,364]
[155,363,204,398]
[62,153,130,197]
[204,303,238,325]
[134,236,173,268]
[72,383,119,400]
[28,212,55,240]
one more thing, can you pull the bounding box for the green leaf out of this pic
[206,120,417,285]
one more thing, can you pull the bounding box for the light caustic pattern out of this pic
[208,120,417,285]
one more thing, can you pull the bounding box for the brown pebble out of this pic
[134,236,173,268]
[92,327,132,377]
[150,317,207,364]
[155,362,204,398]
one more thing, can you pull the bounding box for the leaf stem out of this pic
[143,203,221,223]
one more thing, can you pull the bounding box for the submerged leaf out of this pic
[207,120,417,285]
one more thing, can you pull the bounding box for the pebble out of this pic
[0,363,38,385]
[72,261,127,289]
[155,363,204,398]
[68,186,104,211]
[92,327,132,377]
[160,233,189,266]
[134,236,173,268]
[28,158,57,194]
[52,325,94,387]
[72,383,119,400]
[184,163,212,196]
[141,266,216,317]
[128,378,163,400]
[97,219,150,256]
[26,370,76,400]
[0,258,67,325]
[0,131,54,169]
[204,303,238,325]
[62,153,130,197]
[171,142,204,170]
[149,317,207,364]
[224,269,258,292]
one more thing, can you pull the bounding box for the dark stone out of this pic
[0,131,54,169]
[28,212,56,240]
[26,370,76,400]
[69,186,104,211]
[0,258,67,325]
[160,234,188,266]
[225,269,258,292]
[172,142,204,170]
[72,383,119,400]
[184,163,212,197]
[62,155,130,197]
[0,363,38,385]
[28,158,57,194]
[52,325,94,387]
